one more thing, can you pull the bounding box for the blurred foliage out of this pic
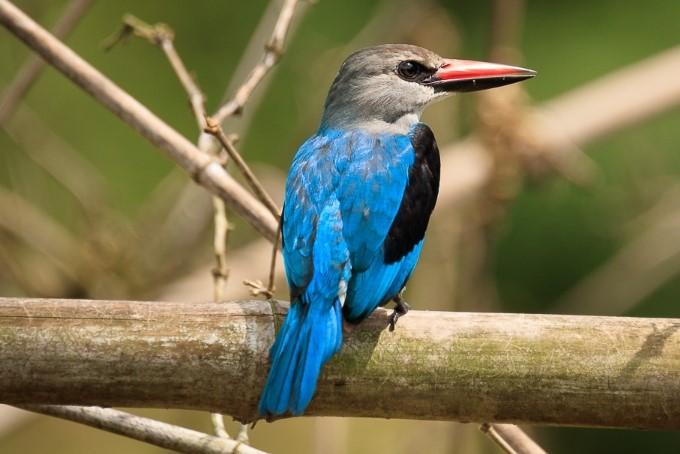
[1,0,679,452]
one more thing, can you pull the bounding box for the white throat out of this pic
[347,112,420,135]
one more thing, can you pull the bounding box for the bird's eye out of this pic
[396,61,425,81]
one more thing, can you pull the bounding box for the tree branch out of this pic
[18,405,267,454]
[0,0,279,243]
[104,14,207,130]
[2,297,680,429]
[204,117,281,220]
[480,423,546,454]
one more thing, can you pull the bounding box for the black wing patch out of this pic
[383,123,440,264]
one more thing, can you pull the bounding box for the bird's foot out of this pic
[388,295,410,332]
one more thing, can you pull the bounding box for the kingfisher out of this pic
[258,44,535,417]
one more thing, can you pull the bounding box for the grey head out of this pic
[320,44,536,132]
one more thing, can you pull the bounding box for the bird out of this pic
[258,44,535,417]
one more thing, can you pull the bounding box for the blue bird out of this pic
[259,44,535,417]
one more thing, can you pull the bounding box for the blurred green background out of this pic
[1,0,680,452]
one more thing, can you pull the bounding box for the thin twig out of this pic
[204,116,280,220]
[266,218,282,295]
[19,405,267,454]
[105,14,206,130]
[212,197,231,302]
[133,0,309,269]
[0,0,93,124]
[236,424,250,444]
[209,196,237,440]
[213,0,301,122]
[242,219,280,299]
[209,412,230,439]
[480,423,547,454]
[480,423,517,454]
[159,236,285,303]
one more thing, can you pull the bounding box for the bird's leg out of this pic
[388,292,410,331]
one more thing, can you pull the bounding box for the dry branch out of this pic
[480,423,546,454]
[2,297,680,429]
[0,0,279,242]
[105,14,207,130]
[19,405,266,454]
[204,117,281,219]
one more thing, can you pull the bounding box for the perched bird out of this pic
[259,44,535,417]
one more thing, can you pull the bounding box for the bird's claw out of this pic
[388,296,410,331]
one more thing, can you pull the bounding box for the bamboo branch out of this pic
[0,0,93,124]
[2,297,680,429]
[19,405,267,454]
[0,0,279,243]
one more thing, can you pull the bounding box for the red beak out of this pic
[425,58,536,92]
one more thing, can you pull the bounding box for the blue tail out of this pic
[258,296,343,416]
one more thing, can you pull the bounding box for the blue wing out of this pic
[282,131,343,295]
[261,133,352,416]
[283,129,412,299]
[283,125,437,324]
